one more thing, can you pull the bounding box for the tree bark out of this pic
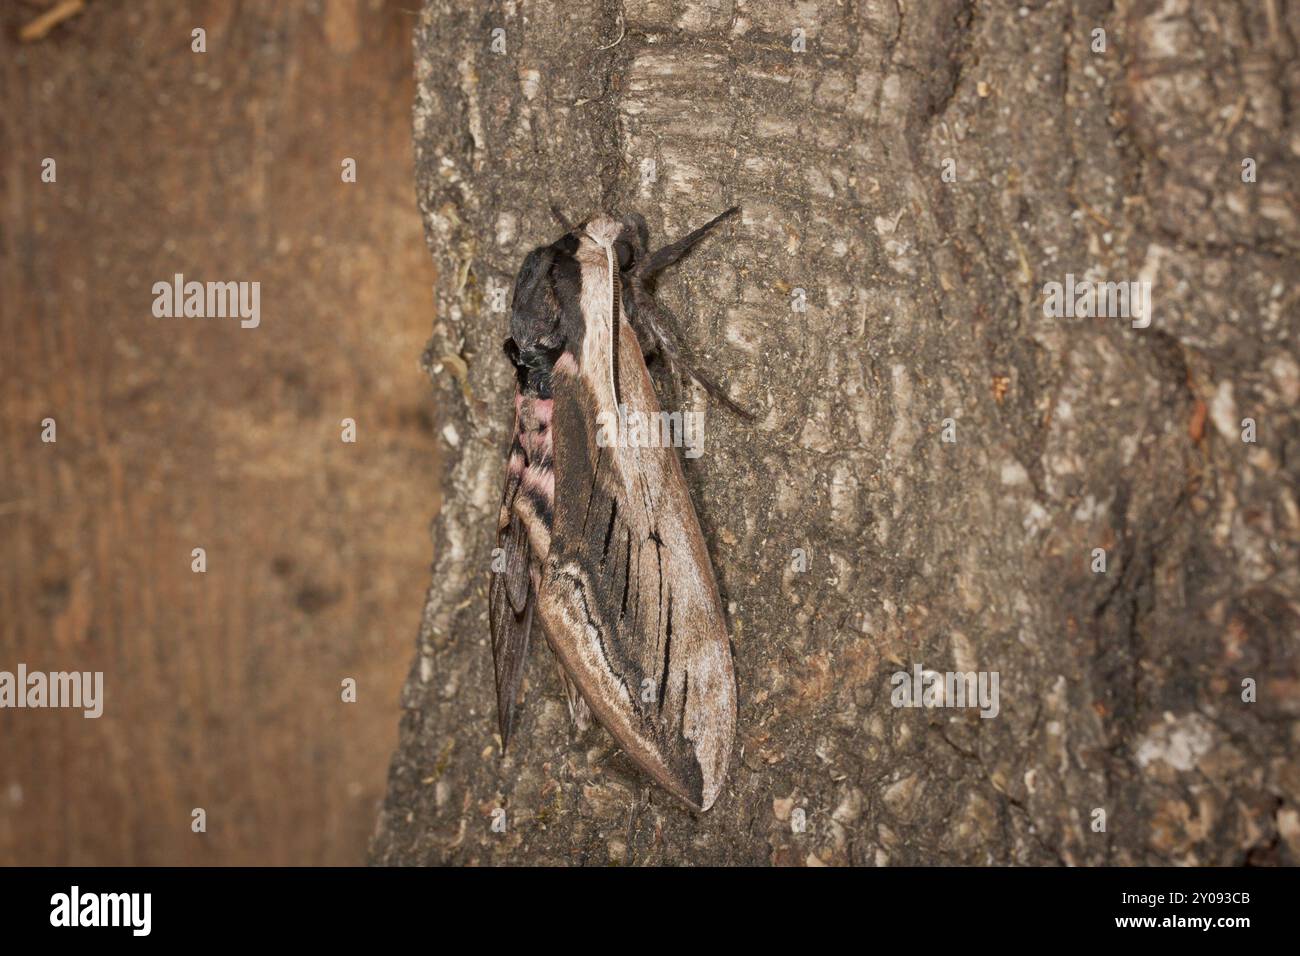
[372,0,1300,865]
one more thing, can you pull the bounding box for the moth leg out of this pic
[625,290,754,420]
[555,659,592,732]
[620,208,751,417]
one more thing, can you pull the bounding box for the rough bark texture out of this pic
[373,0,1300,865]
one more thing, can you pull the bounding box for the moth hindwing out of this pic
[488,208,741,810]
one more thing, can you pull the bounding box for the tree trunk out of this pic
[372,0,1300,865]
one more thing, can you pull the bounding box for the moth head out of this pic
[581,214,621,249]
[590,215,640,273]
[560,214,638,272]
[613,234,634,271]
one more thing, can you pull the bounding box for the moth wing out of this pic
[488,510,535,749]
[488,397,553,748]
[539,326,736,811]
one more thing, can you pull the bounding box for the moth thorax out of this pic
[575,224,623,411]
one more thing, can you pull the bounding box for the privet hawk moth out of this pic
[489,207,746,811]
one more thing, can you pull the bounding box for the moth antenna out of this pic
[640,206,739,279]
[550,204,574,232]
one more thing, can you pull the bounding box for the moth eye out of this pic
[614,240,633,270]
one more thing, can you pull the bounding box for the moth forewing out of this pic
[537,219,736,810]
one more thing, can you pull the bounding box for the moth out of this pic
[489,207,746,811]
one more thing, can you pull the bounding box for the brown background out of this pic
[0,0,437,865]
